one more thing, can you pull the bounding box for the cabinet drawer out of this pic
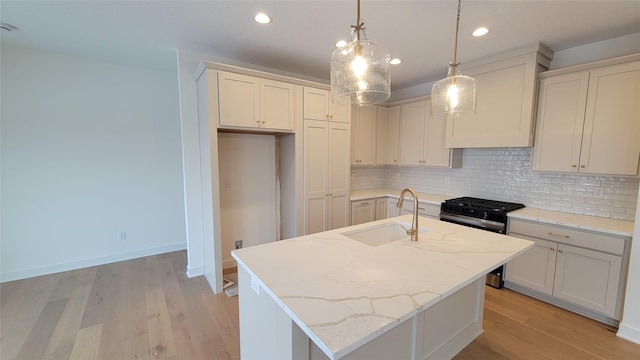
[508,219,625,255]
[399,201,439,219]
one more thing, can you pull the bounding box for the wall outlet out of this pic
[235,240,243,249]
[118,231,127,241]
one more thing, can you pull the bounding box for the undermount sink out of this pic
[342,222,429,247]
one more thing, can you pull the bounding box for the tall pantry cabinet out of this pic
[193,61,338,293]
[303,88,351,234]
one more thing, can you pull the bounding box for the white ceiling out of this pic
[2,1,640,90]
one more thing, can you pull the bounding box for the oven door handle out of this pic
[439,213,506,232]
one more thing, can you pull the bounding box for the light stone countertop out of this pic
[350,188,635,238]
[508,207,635,238]
[231,215,534,359]
[350,188,451,206]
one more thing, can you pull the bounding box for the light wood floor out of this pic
[2,250,639,360]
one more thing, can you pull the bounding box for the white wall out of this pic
[218,133,278,269]
[352,148,638,222]
[618,181,640,344]
[0,44,186,282]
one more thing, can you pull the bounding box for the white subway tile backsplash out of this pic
[351,148,638,221]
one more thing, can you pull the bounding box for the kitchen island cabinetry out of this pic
[232,215,533,360]
[218,71,295,131]
[303,87,350,123]
[304,119,350,234]
[505,218,628,323]
[351,106,377,165]
[445,43,552,148]
[399,99,461,168]
[532,59,640,176]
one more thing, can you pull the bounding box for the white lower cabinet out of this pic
[399,201,440,219]
[505,218,627,321]
[375,198,387,221]
[351,197,394,225]
[351,199,375,225]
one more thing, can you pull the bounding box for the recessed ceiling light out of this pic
[472,27,489,37]
[390,58,402,65]
[336,40,348,48]
[254,13,272,24]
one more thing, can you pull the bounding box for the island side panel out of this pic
[419,277,485,359]
[238,266,310,360]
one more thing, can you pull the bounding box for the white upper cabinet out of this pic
[303,87,350,123]
[445,44,552,148]
[351,106,377,165]
[218,71,294,132]
[385,106,400,165]
[532,60,640,176]
[375,105,400,165]
[399,100,461,168]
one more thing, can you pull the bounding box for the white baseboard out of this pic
[617,323,640,345]
[186,264,205,278]
[223,258,237,269]
[0,242,187,283]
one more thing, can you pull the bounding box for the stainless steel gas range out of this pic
[440,196,525,288]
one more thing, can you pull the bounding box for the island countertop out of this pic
[231,215,534,359]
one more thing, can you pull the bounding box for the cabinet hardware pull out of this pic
[580,164,586,168]
[559,249,564,253]
[550,247,555,251]
[548,232,569,238]
[571,164,577,168]
[418,207,425,210]
[360,202,370,205]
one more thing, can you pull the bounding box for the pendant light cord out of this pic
[352,0,364,41]
[452,0,462,66]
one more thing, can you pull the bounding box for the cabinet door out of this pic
[327,122,350,230]
[504,235,557,295]
[553,244,622,317]
[531,72,589,172]
[375,198,387,221]
[386,198,400,218]
[260,79,295,131]
[423,100,456,167]
[304,88,329,120]
[351,200,375,225]
[218,71,260,128]
[399,100,427,166]
[447,54,540,148]
[386,106,400,165]
[329,93,351,123]
[580,61,640,175]
[352,106,377,165]
[376,106,389,165]
[304,120,328,234]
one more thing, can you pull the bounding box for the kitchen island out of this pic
[231,215,534,360]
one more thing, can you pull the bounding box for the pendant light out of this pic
[431,0,476,117]
[330,0,390,106]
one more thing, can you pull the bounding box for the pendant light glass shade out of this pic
[331,36,390,106]
[431,63,476,115]
[431,0,476,117]
[330,0,390,106]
